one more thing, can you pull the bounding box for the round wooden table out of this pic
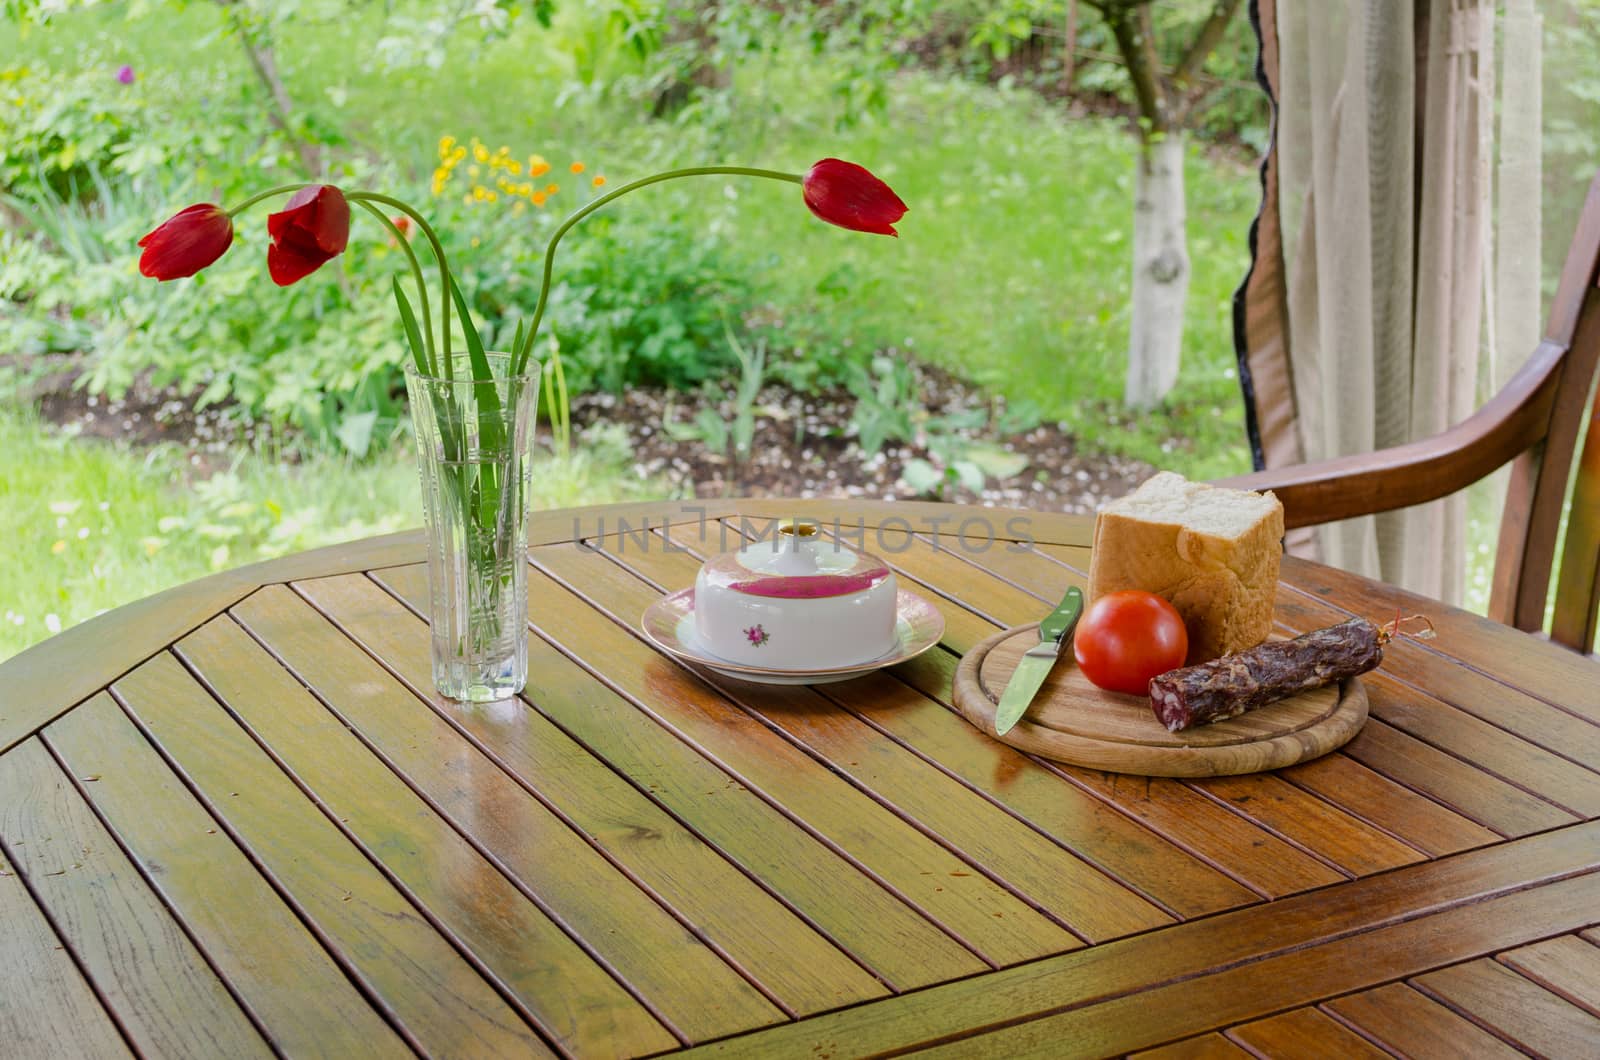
[3,499,1598,1058]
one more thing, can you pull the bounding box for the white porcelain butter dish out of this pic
[693,521,898,669]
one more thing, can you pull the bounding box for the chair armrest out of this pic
[1215,341,1566,529]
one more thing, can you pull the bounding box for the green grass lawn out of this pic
[0,410,666,661]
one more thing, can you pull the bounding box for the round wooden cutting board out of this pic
[953,623,1368,777]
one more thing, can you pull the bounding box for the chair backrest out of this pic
[1551,360,1600,652]
[1222,173,1600,652]
[1489,173,1600,650]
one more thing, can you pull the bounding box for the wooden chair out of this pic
[1220,173,1600,654]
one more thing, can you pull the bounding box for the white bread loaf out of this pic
[1087,472,1284,664]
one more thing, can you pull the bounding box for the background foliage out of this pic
[2,0,1265,466]
[12,1,1594,658]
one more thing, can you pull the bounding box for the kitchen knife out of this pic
[993,586,1084,737]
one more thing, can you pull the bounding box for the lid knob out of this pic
[771,519,821,575]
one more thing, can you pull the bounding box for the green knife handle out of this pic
[1039,587,1083,643]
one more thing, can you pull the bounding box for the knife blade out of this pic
[993,586,1084,736]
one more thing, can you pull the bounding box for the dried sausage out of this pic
[1149,618,1383,732]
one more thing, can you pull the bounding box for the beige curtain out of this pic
[1240,0,1543,604]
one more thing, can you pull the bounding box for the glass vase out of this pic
[405,352,541,702]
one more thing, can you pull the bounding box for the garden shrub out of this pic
[458,209,758,395]
[0,63,297,200]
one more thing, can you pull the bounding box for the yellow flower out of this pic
[507,161,522,175]
[512,201,527,216]
[592,175,606,187]
[569,161,585,174]
[468,165,480,178]
[438,135,456,159]
[473,142,489,163]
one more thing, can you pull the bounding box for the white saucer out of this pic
[640,587,945,685]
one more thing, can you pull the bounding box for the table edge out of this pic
[1,500,1096,752]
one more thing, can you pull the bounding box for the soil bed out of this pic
[23,358,1155,514]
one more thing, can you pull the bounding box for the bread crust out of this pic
[1087,475,1284,664]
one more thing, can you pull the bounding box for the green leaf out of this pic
[899,458,943,497]
[963,443,1029,480]
[449,273,496,385]
[952,460,987,494]
[335,410,379,459]
[447,274,505,529]
[392,276,429,376]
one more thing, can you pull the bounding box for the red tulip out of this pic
[802,158,908,237]
[266,184,351,286]
[137,204,234,280]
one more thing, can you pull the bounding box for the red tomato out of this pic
[1073,590,1188,695]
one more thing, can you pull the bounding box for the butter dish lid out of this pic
[699,520,891,600]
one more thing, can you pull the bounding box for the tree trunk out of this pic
[1063,1,1079,93]
[1125,133,1189,408]
[218,2,321,176]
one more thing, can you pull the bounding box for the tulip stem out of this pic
[511,165,802,375]
[224,183,315,218]
[348,191,456,379]
[352,201,436,374]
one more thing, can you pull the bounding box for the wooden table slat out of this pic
[681,819,1600,1060]
[0,755,136,1060]
[732,522,1474,887]
[907,870,1600,1058]
[888,645,1349,899]
[1282,556,1600,721]
[580,538,1179,943]
[1226,1007,1394,1059]
[42,695,412,1059]
[1038,538,1599,836]
[365,565,998,994]
[0,739,270,1059]
[109,655,555,1058]
[908,531,1593,845]
[1324,981,1524,1059]
[241,578,884,1022]
[519,551,1084,967]
[175,609,692,1052]
[1339,718,1575,836]
[293,573,902,1015]
[644,523,1266,920]
[1276,752,1499,858]
[1128,1033,1255,1060]
[1413,957,1600,1057]
[1186,773,1427,878]
[685,521,1356,899]
[1273,587,1600,801]
[1497,935,1600,1016]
